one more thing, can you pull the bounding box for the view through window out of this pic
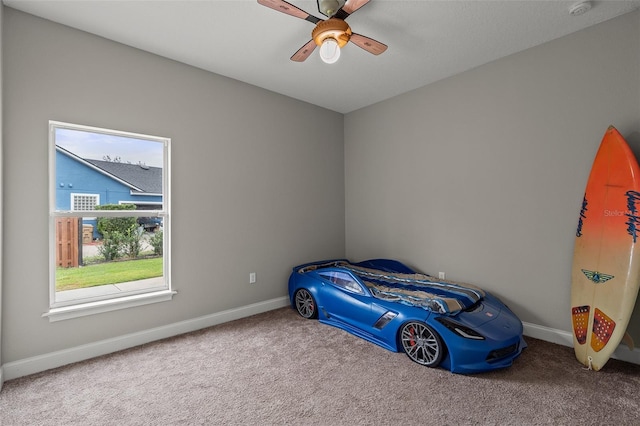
[49,121,171,315]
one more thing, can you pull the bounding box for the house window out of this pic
[71,193,99,211]
[47,121,174,321]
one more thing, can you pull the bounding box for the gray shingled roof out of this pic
[85,159,163,194]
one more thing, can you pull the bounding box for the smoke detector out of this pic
[569,1,592,16]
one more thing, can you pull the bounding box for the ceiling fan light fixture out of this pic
[319,38,341,64]
[312,18,352,64]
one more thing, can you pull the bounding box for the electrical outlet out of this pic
[438,272,445,279]
[249,272,256,284]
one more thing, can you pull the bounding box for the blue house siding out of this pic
[56,151,162,208]
[56,149,163,238]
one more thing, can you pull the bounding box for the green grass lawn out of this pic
[56,257,163,291]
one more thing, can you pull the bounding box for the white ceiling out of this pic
[5,0,640,113]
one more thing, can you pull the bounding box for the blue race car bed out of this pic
[288,258,526,374]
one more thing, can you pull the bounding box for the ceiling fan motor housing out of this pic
[318,0,344,17]
[312,18,352,47]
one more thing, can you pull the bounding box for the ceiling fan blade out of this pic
[350,33,387,55]
[335,0,370,19]
[291,40,317,62]
[257,0,321,24]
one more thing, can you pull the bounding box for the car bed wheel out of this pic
[294,289,318,319]
[400,321,444,367]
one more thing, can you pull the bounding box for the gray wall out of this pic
[2,8,344,363]
[345,11,640,339]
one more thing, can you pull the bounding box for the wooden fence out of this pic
[55,217,82,268]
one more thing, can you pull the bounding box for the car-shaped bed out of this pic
[288,258,526,374]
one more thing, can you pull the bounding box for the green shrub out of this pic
[96,204,137,237]
[150,230,163,256]
[123,226,144,258]
[98,230,124,261]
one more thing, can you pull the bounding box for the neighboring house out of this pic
[55,146,163,238]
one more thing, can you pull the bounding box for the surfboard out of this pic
[571,125,640,371]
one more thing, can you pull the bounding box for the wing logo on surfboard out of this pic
[581,269,614,284]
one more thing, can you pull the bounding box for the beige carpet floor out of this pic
[1,307,639,425]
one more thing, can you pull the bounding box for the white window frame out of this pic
[46,121,174,322]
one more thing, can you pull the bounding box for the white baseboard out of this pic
[2,296,290,381]
[522,322,574,346]
[523,321,640,365]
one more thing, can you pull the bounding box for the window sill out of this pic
[43,290,177,322]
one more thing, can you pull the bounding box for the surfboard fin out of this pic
[622,331,635,351]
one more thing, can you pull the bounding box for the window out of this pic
[71,193,99,211]
[47,121,174,321]
[319,271,365,295]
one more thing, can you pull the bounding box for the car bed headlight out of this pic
[435,317,485,340]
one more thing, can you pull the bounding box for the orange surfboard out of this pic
[571,126,640,371]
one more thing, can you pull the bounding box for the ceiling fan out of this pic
[257,0,387,64]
